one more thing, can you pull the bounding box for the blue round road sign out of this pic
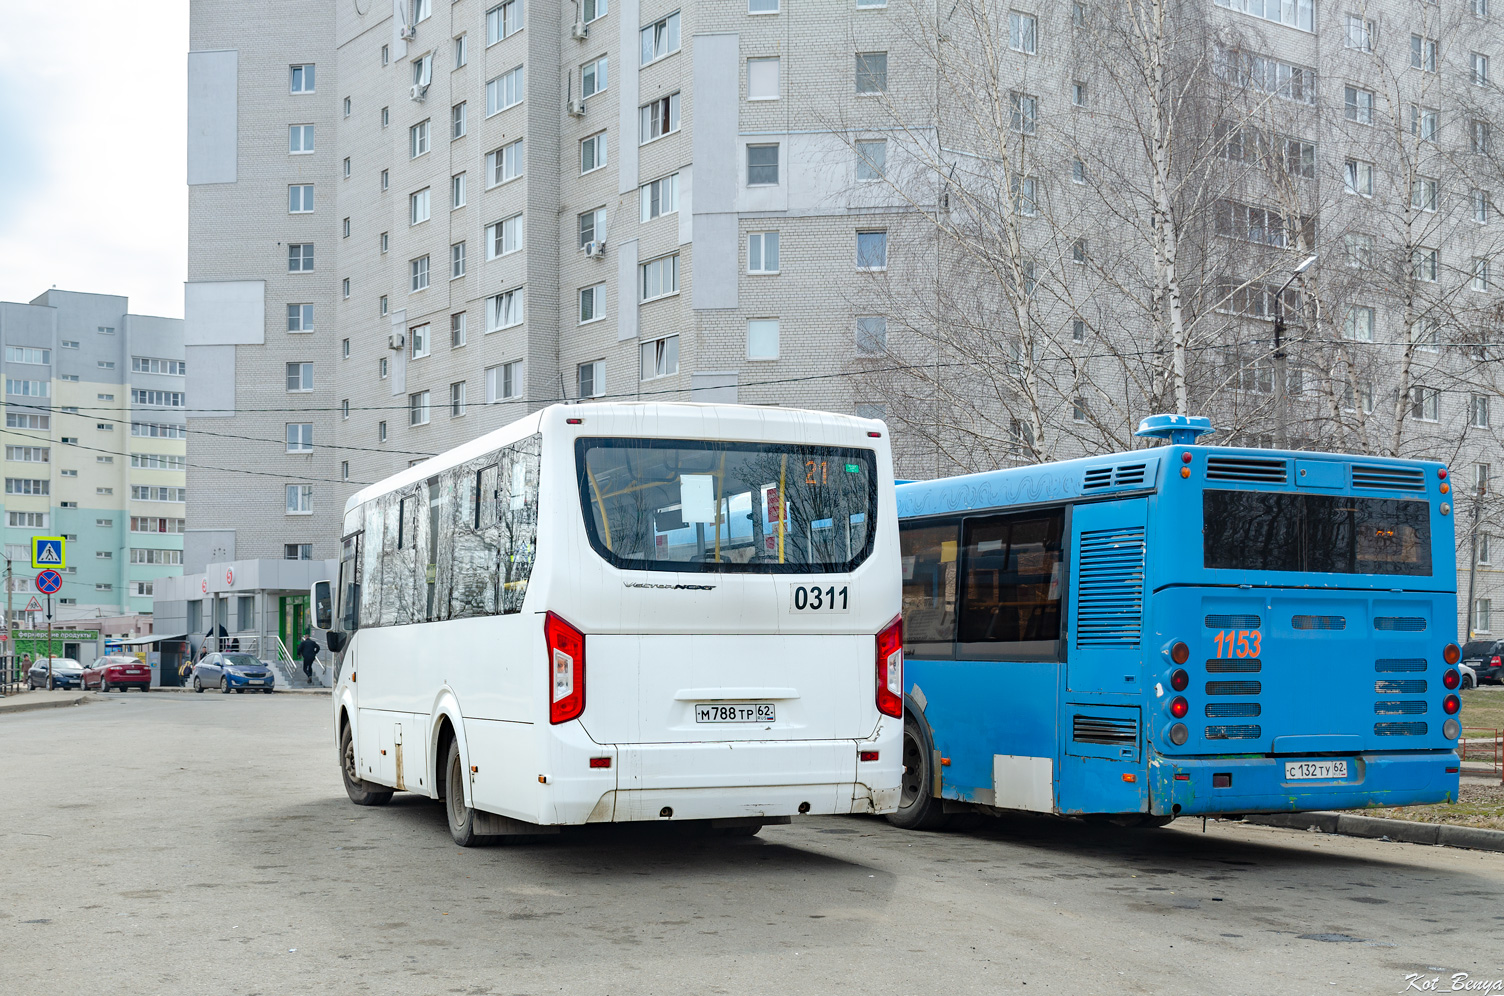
[36,569,62,595]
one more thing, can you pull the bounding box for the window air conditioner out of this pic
[571,21,589,40]
[567,98,587,117]
[584,241,606,258]
[388,334,405,350]
[409,83,429,102]
[400,24,417,41]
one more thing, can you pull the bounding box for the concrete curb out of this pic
[148,685,331,695]
[1246,811,1504,852]
[0,694,92,716]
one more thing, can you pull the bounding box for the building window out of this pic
[451,312,467,347]
[8,512,49,528]
[1011,175,1038,216]
[1343,14,1373,51]
[451,171,466,208]
[381,168,390,191]
[410,255,430,292]
[451,242,466,279]
[487,139,525,185]
[855,51,888,93]
[1411,386,1440,422]
[641,336,680,380]
[584,0,608,22]
[641,12,681,64]
[286,361,314,392]
[486,65,525,115]
[287,244,313,271]
[580,283,606,323]
[286,423,313,452]
[290,64,315,93]
[343,156,351,178]
[856,230,888,270]
[1411,35,1438,72]
[1482,533,1494,565]
[342,398,350,418]
[583,56,609,97]
[1474,52,1491,86]
[409,391,431,426]
[286,485,313,514]
[382,44,389,66]
[487,360,524,402]
[289,124,314,153]
[488,288,525,331]
[1473,394,1492,428]
[1344,86,1374,125]
[1010,92,1037,134]
[640,174,679,221]
[282,303,314,334]
[450,381,467,417]
[751,0,779,10]
[342,278,350,299]
[749,231,780,273]
[378,421,388,442]
[1476,257,1493,291]
[410,119,431,159]
[1343,305,1375,341]
[343,96,351,117]
[747,144,779,185]
[1412,177,1439,213]
[1472,119,1492,154]
[454,34,467,68]
[1474,189,1493,223]
[581,131,608,173]
[410,187,431,225]
[1071,81,1087,107]
[410,323,430,358]
[486,214,523,258]
[640,93,681,143]
[578,360,605,398]
[1008,11,1037,54]
[1344,233,1375,268]
[342,217,351,238]
[748,318,779,359]
[1478,599,1493,634]
[1343,159,1373,196]
[748,57,779,100]
[856,139,886,180]
[856,316,888,354]
[579,207,607,246]
[486,0,524,44]
[1413,248,1439,282]
[1411,105,1440,142]
[451,102,467,143]
[1072,318,1086,342]
[640,254,681,301]
[1072,239,1087,264]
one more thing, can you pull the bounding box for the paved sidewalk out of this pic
[0,689,93,716]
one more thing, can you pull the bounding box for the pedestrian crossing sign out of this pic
[31,536,65,570]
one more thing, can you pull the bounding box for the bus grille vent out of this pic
[1082,466,1114,490]
[1205,724,1261,740]
[1352,465,1426,492]
[1375,700,1428,715]
[1374,616,1427,632]
[1206,680,1261,695]
[1292,615,1346,630]
[1206,658,1261,673]
[1205,614,1261,628]
[1074,526,1146,646]
[1375,658,1427,672]
[1205,702,1261,718]
[1205,456,1288,483]
[1374,722,1428,736]
[1072,713,1138,745]
[1376,679,1427,694]
[1113,463,1147,487]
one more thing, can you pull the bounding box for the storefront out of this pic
[12,629,101,665]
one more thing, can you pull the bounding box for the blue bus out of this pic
[890,415,1464,828]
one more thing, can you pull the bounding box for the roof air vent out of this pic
[1205,455,1288,484]
[1351,465,1426,492]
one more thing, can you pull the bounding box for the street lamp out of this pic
[1272,253,1318,449]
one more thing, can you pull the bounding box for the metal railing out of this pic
[191,634,331,688]
[1459,727,1502,779]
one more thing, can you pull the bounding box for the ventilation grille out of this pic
[1352,465,1427,492]
[1073,713,1139,745]
[1375,700,1428,715]
[1293,615,1346,631]
[1075,526,1146,646]
[1205,455,1288,483]
[1375,721,1428,736]
[1113,463,1147,487]
[1375,658,1427,673]
[1206,724,1262,740]
[1083,466,1113,490]
[1206,614,1261,628]
[1207,658,1262,673]
[1207,680,1262,696]
[1206,702,1261,718]
[1374,616,1427,632]
[1082,463,1150,491]
[1376,679,1427,694]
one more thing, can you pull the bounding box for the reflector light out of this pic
[1170,641,1190,665]
[1444,718,1461,740]
[1170,696,1189,719]
[1121,773,1137,783]
[589,757,611,768]
[1446,766,1460,773]
[875,616,904,718]
[1170,668,1189,691]
[867,431,882,437]
[1443,669,1460,690]
[1181,452,1193,464]
[566,418,583,424]
[1168,722,1189,746]
[1440,483,1450,494]
[544,611,586,724]
[1443,643,1461,665]
[859,750,880,762]
[1180,467,1191,479]
[1173,773,1190,781]
[1438,468,1448,479]
[1443,694,1460,715]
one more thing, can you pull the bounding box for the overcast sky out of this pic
[0,2,189,319]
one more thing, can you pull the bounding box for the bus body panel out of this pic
[1147,752,1458,815]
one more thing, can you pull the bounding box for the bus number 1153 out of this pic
[1213,629,1261,658]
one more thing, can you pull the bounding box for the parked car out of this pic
[192,652,276,694]
[26,658,84,690]
[1460,662,1478,690]
[82,655,152,692]
[1460,640,1503,684]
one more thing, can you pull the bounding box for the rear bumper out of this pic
[1147,751,1461,815]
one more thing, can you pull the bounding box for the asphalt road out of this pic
[3,694,1503,996]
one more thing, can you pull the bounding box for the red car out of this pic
[81,655,152,692]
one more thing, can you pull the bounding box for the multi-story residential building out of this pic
[0,289,187,625]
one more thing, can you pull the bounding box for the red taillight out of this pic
[589,757,611,768]
[1170,696,1188,719]
[1443,694,1461,715]
[544,611,586,724]
[1443,643,1461,665]
[1170,641,1190,665]
[875,616,903,718]
[1170,668,1189,691]
[1492,655,1502,666]
[859,750,880,762]
[1443,669,1460,690]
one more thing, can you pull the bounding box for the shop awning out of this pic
[109,633,188,647]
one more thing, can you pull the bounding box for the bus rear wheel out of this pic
[444,738,480,847]
[887,712,950,831]
[340,723,393,807]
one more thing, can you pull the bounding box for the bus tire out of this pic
[340,723,393,808]
[888,710,950,831]
[444,738,480,847]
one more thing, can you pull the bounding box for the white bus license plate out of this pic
[696,703,775,724]
[789,584,849,612]
[1285,760,1348,781]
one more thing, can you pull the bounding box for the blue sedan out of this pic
[192,652,276,694]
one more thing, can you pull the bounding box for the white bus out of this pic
[314,402,903,845]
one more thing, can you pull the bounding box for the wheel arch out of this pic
[428,689,469,809]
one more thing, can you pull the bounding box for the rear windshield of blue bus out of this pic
[577,438,877,573]
[1203,490,1432,576]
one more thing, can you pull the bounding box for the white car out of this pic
[1460,662,1478,690]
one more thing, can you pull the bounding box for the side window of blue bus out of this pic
[956,509,1066,660]
[900,519,961,657]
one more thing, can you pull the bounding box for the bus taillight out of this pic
[1170,642,1190,665]
[1443,669,1460,690]
[875,616,904,718]
[1169,696,1188,719]
[1443,643,1461,665]
[1443,694,1460,715]
[545,612,586,724]
[1170,669,1189,691]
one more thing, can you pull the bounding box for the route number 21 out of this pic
[1213,629,1261,658]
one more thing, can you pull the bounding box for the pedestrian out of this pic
[298,632,320,682]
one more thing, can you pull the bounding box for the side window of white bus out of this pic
[360,501,384,627]
[497,436,541,613]
[339,531,363,631]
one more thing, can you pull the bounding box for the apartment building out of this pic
[0,290,187,624]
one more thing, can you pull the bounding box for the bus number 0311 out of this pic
[1212,629,1261,658]
[791,585,849,612]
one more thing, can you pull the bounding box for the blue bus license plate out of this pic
[696,703,775,723]
[1285,760,1348,781]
